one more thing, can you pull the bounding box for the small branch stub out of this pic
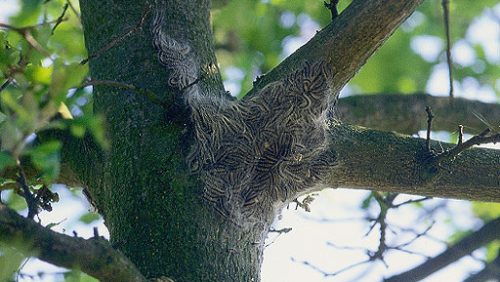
[425,106,434,152]
[432,128,500,165]
[324,0,340,20]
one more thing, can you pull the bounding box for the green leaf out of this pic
[0,151,16,171]
[9,0,43,26]
[63,269,99,282]
[50,60,88,104]
[79,212,101,224]
[0,120,24,152]
[70,115,109,149]
[472,202,500,221]
[485,241,499,262]
[361,193,374,209]
[0,243,27,282]
[2,190,27,211]
[0,111,7,124]
[25,140,62,183]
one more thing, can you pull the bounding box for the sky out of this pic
[0,0,499,281]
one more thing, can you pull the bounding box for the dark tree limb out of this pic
[384,217,500,282]
[0,204,150,282]
[247,0,424,98]
[336,93,500,134]
[463,251,500,282]
[321,123,500,203]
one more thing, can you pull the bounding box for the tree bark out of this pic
[79,0,266,280]
[337,93,500,135]
[0,204,147,282]
[324,123,500,202]
[72,0,499,281]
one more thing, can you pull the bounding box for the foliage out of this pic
[213,0,499,97]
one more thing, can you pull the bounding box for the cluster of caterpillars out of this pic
[153,3,336,223]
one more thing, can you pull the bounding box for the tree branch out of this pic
[384,217,500,282]
[247,0,424,98]
[336,93,500,134]
[463,251,500,282]
[321,123,500,202]
[0,204,149,282]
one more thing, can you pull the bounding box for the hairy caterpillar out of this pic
[152,1,337,225]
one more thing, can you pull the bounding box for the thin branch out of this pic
[268,227,293,234]
[80,6,150,65]
[51,4,69,34]
[0,23,52,57]
[324,0,340,20]
[0,204,150,282]
[431,128,500,165]
[392,222,435,250]
[291,257,371,277]
[391,196,431,209]
[16,163,38,219]
[0,78,13,93]
[441,0,454,98]
[80,79,166,108]
[0,19,69,57]
[463,251,500,282]
[457,125,464,145]
[66,0,81,19]
[425,106,434,152]
[384,217,500,282]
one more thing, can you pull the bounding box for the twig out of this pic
[391,196,431,208]
[51,4,69,34]
[289,194,317,212]
[432,128,500,165]
[93,227,100,238]
[441,0,454,98]
[385,217,500,282]
[457,125,464,145]
[80,5,150,65]
[393,222,435,250]
[425,106,434,152]
[16,163,38,219]
[80,79,165,108]
[326,242,367,251]
[463,251,500,282]
[66,0,81,18]
[0,23,53,57]
[268,227,292,234]
[0,78,12,93]
[291,257,371,277]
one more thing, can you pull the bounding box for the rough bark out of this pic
[0,204,148,282]
[66,0,498,281]
[324,123,500,202]
[248,0,425,98]
[79,0,264,280]
[337,93,500,135]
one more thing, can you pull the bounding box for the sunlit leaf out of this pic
[472,202,500,221]
[79,212,101,224]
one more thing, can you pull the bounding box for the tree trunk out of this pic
[76,0,500,280]
[79,0,267,280]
